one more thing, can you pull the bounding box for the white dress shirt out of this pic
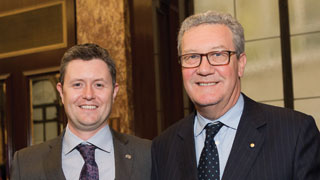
[62,124,115,180]
[194,94,244,179]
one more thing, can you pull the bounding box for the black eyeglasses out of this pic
[179,50,236,68]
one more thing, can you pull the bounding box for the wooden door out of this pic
[0,0,75,178]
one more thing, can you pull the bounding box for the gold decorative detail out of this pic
[125,154,132,159]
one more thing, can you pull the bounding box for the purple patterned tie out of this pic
[76,144,99,180]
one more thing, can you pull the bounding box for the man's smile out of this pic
[79,105,98,110]
[197,82,218,86]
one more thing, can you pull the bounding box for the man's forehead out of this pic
[65,59,108,70]
[67,58,106,64]
[181,25,234,52]
[184,23,229,33]
[64,59,110,76]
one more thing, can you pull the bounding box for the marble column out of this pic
[76,0,133,134]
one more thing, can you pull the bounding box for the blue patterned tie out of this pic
[76,144,99,180]
[198,122,223,180]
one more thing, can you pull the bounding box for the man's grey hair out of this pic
[177,11,245,58]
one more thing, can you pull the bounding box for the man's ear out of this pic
[112,83,119,102]
[238,53,247,78]
[56,82,64,104]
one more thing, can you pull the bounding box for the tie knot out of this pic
[76,144,96,161]
[205,122,223,138]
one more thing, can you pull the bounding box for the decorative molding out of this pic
[0,74,10,80]
[23,66,59,76]
[0,1,67,59]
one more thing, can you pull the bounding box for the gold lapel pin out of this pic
[125,154,132,159]
[250,143,255,148]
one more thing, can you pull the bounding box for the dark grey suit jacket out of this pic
[151,94,320,180]
[11,129,151,180]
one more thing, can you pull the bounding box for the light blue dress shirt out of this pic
[194,94,244,179]
[62,124,115,180]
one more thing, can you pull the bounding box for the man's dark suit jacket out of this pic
[151,94,320,180]
[11,129,151,180]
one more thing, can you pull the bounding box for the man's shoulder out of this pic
[112,130,151,149]
[14,136,61,160]
[153,113,194,144]
[122,132,151,146]
[243,94,316,127]
[256,100,313,120]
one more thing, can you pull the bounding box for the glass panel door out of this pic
[29,73,64,145]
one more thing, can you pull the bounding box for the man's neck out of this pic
[68,123,107,141]
[196,92,241,120]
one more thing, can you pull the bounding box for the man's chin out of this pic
[192,97,220,108]
[74,120,106,131]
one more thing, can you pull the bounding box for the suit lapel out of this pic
[176,113,198,180]
[222,95,266,180]
[112,130,133,180]
[43,135,66,180]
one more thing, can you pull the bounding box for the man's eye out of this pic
[213,52,223,57]
[72,83,82,88]
[189,54,199,59]
[72,83,83,88]
[95,83,104,88]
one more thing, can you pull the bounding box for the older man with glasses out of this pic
[151,11,320,180]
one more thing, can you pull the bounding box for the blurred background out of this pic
[0,0,319,179]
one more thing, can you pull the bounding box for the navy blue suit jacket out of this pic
[151,94,320,180]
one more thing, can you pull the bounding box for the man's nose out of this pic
[83,85,95,100]
[197,55,215,75]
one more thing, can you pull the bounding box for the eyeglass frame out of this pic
[178,50,237,68]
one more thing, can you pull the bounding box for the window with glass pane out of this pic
[289,0,320,128]
[242,38,283,105]
[30,74,64,145]
[194,0,234,16]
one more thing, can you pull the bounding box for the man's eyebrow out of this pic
[67,78,107,83]
[182,45,229,54]
[93,78,109,82]
[210,45,228,50]
[68,78,84,82]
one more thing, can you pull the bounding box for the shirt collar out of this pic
[62,124,113,155]
[194,94,244,137]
